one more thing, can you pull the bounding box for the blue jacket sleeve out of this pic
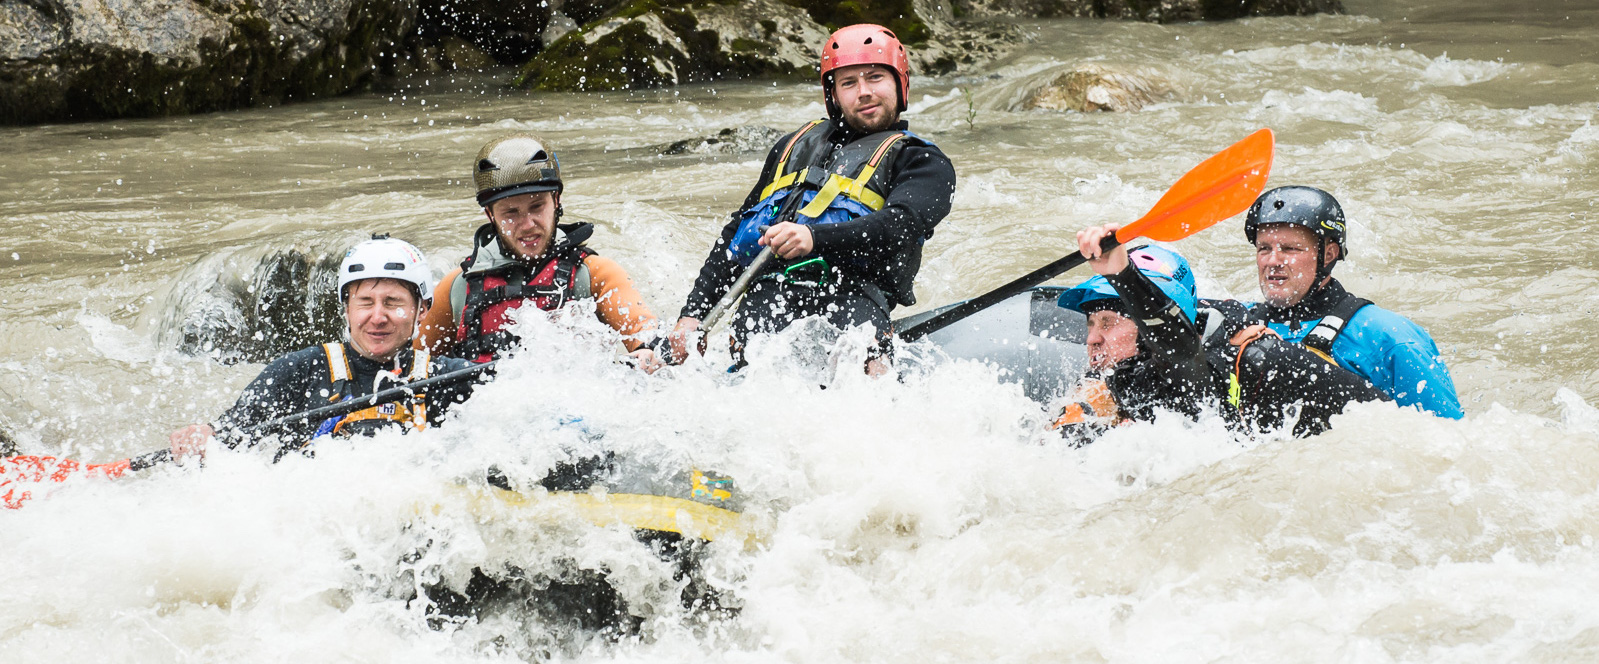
[1335,308,1463,419]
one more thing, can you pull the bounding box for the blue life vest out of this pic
[727,119,923,268]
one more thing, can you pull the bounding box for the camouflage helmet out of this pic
[473,134,562,207]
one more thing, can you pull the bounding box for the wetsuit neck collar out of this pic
[345,339,415,374]
[1257,278,1350,323]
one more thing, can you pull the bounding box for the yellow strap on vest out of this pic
[323,343,351,383]
[772,120,825,179]
[795,133,905,219]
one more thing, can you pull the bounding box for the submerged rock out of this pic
[658,125,787,155]
[148,244,348,364]
[0,0,418,126]
[0,422,16,457]
[1023,64,1175,113]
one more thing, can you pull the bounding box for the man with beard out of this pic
[669,24,957,375]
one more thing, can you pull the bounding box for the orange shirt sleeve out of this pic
[417,268,462,355]
[584,255,659,351]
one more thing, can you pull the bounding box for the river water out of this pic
[3,1,1599,661]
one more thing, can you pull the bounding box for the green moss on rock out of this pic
[783,0,929,45]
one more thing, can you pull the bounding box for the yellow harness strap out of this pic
[323,345,432,436]
[757,120,828,201]
[795,132,904,219]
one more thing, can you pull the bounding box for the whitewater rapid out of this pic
[4,1,1599,661]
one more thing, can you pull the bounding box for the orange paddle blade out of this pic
[1117,128,1274,244]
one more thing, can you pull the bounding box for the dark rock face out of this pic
[0,0,419,126]
[412,0,629,67]
[515,0,829,92]
[514,0,1017,92]
[953,0,1342,21]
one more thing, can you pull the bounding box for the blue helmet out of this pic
[1057,244,1198,322]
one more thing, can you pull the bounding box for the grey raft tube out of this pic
[895,287,1088,404]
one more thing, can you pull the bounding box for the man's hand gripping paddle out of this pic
[897,128,1276,342]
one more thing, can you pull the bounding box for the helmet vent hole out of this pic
[884,29,897,38]
[831,41,839,48]
[383,262,406,271]
[347,264,365,273]
[864,37,873,44]
[477,159,498,171]
[1273,200,1285,209]
[528,150,547,163]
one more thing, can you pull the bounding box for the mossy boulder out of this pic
[514,0,1017,91]
[0,0,418,126]
[515,0,827,91]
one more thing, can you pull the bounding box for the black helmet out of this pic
[1244,185,1347,284]
[474,134,563,207]
[1244,186,1347,248]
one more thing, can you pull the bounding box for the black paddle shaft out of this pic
[128,360,498,471]
[246,360,498,434]
[897,235,1121,342]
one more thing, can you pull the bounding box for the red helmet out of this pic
[820,24,910,118]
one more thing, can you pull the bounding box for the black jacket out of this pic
[214,342,475,456]
[680,118,956,319]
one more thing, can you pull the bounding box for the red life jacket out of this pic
[452,223,594,363]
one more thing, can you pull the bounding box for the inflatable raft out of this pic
[897,286,1088,403]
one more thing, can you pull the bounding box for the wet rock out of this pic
[514,0,1018,91]
[658,125,786,155]
[0,0,419,126]
[413,0,627,66]
[1023,64,1174,113]
[952,0,1342,21]
[0,423,17,457]
[148,244,349,364]
[440,35,495,70]
[515,0,829,92]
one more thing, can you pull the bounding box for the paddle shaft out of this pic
[246,360,497,434]
[898,236,1118,342]
[702,247,773,331]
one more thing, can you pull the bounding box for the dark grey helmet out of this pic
[1244,185,1347,250]
[474,134,562,207]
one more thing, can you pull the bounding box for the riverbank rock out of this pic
[0,0,419,126]
[953,0,1342,21]
[1023,64,1174,112]
[411,0,628,68]
[515,0,1018,92]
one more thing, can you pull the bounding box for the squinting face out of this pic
[346,278,425,361]
[1255,224,1338,308]
[489,191,559,259]
[1085,309,1140,372]
[832,64,899,133]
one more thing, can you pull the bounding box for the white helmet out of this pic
[337,235,433,303]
